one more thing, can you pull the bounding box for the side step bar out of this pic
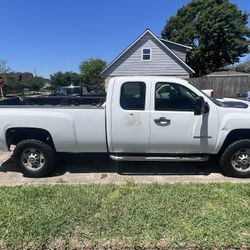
[110,155,209,162]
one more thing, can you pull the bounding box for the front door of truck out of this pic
[149,81,218,154]
[110,78,151,153]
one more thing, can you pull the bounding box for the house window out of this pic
[142,48,151,61]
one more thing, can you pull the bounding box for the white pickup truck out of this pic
[0,76,250,178]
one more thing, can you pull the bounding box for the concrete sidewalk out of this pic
[0,151,249,186]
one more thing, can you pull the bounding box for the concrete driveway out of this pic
[0,151,249,186]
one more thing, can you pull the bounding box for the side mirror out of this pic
[194,96,209,115]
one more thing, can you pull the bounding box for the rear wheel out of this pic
[13,139,55,177]
[220,140,250,178]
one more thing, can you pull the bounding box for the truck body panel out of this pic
[107,77,152,153]
[0,76,250,157]
[148,77,219,154]
[0,108,107,152]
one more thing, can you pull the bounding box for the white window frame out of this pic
[141,48,152,61]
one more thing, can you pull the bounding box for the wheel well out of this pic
[219,129,250,154]
[6,128,55,150]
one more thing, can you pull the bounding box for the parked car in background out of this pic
[237,91,250,101]
[50,85,89,96]
[49,84,106,98]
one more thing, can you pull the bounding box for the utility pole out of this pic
[0,75,4,99]
[0,87,3,99]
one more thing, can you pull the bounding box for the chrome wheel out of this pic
[231,149,250,172]
[21,148,45,171]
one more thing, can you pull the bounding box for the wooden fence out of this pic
[188,76,250,98]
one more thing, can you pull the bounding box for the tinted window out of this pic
[120,82,146,110]
[54,87,67,96]
[155,82,197,111]
[71,87,82,95]
[238,92,248,98]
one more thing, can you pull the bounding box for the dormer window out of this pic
[142,48,151,61]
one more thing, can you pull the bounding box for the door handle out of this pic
[154,117,171,126]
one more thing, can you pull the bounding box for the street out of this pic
[0,151,249,186]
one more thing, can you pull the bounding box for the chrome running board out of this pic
[110,155,209,162]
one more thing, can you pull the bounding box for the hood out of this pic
[216,98,248,109]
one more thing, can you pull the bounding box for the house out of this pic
[101,29,195,86]
[205,70,250,78]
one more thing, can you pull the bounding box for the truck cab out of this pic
[106,76,219,154]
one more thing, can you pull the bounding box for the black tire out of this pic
[220,140,250,178]
[12,139,55,178]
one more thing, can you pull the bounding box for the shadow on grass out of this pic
[0,153,222,177]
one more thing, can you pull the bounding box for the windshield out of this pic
[187,81,224,107]
[198,86,247,108]
[200,90,225,107]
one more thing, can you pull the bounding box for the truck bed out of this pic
[0,95,106,108]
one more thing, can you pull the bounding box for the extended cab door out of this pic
[149,80,219,154]
[108,78,151,153]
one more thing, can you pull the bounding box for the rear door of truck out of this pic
[107,77,151,153]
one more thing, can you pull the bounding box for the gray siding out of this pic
[103,33,190,77]
[164,43,187,61]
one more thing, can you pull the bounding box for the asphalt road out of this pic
[0,151,249,186]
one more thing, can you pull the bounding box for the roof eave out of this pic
[101,30,151,75]
[159,38,192,50]
[101,29,195,75]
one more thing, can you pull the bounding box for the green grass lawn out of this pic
[0,183,249,249]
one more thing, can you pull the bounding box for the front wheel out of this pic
[13,139,55,178]
[220,140,250,178]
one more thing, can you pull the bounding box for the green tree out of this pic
[27,76,47,92]
[50,71,81,89]
[3,75,23,95]
[0,59,10,75]
[0,60,16,96]
[162,0,250,76]
[235,58,250,73]
[79,58,106,88]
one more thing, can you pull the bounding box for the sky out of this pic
[1,0,250,78]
